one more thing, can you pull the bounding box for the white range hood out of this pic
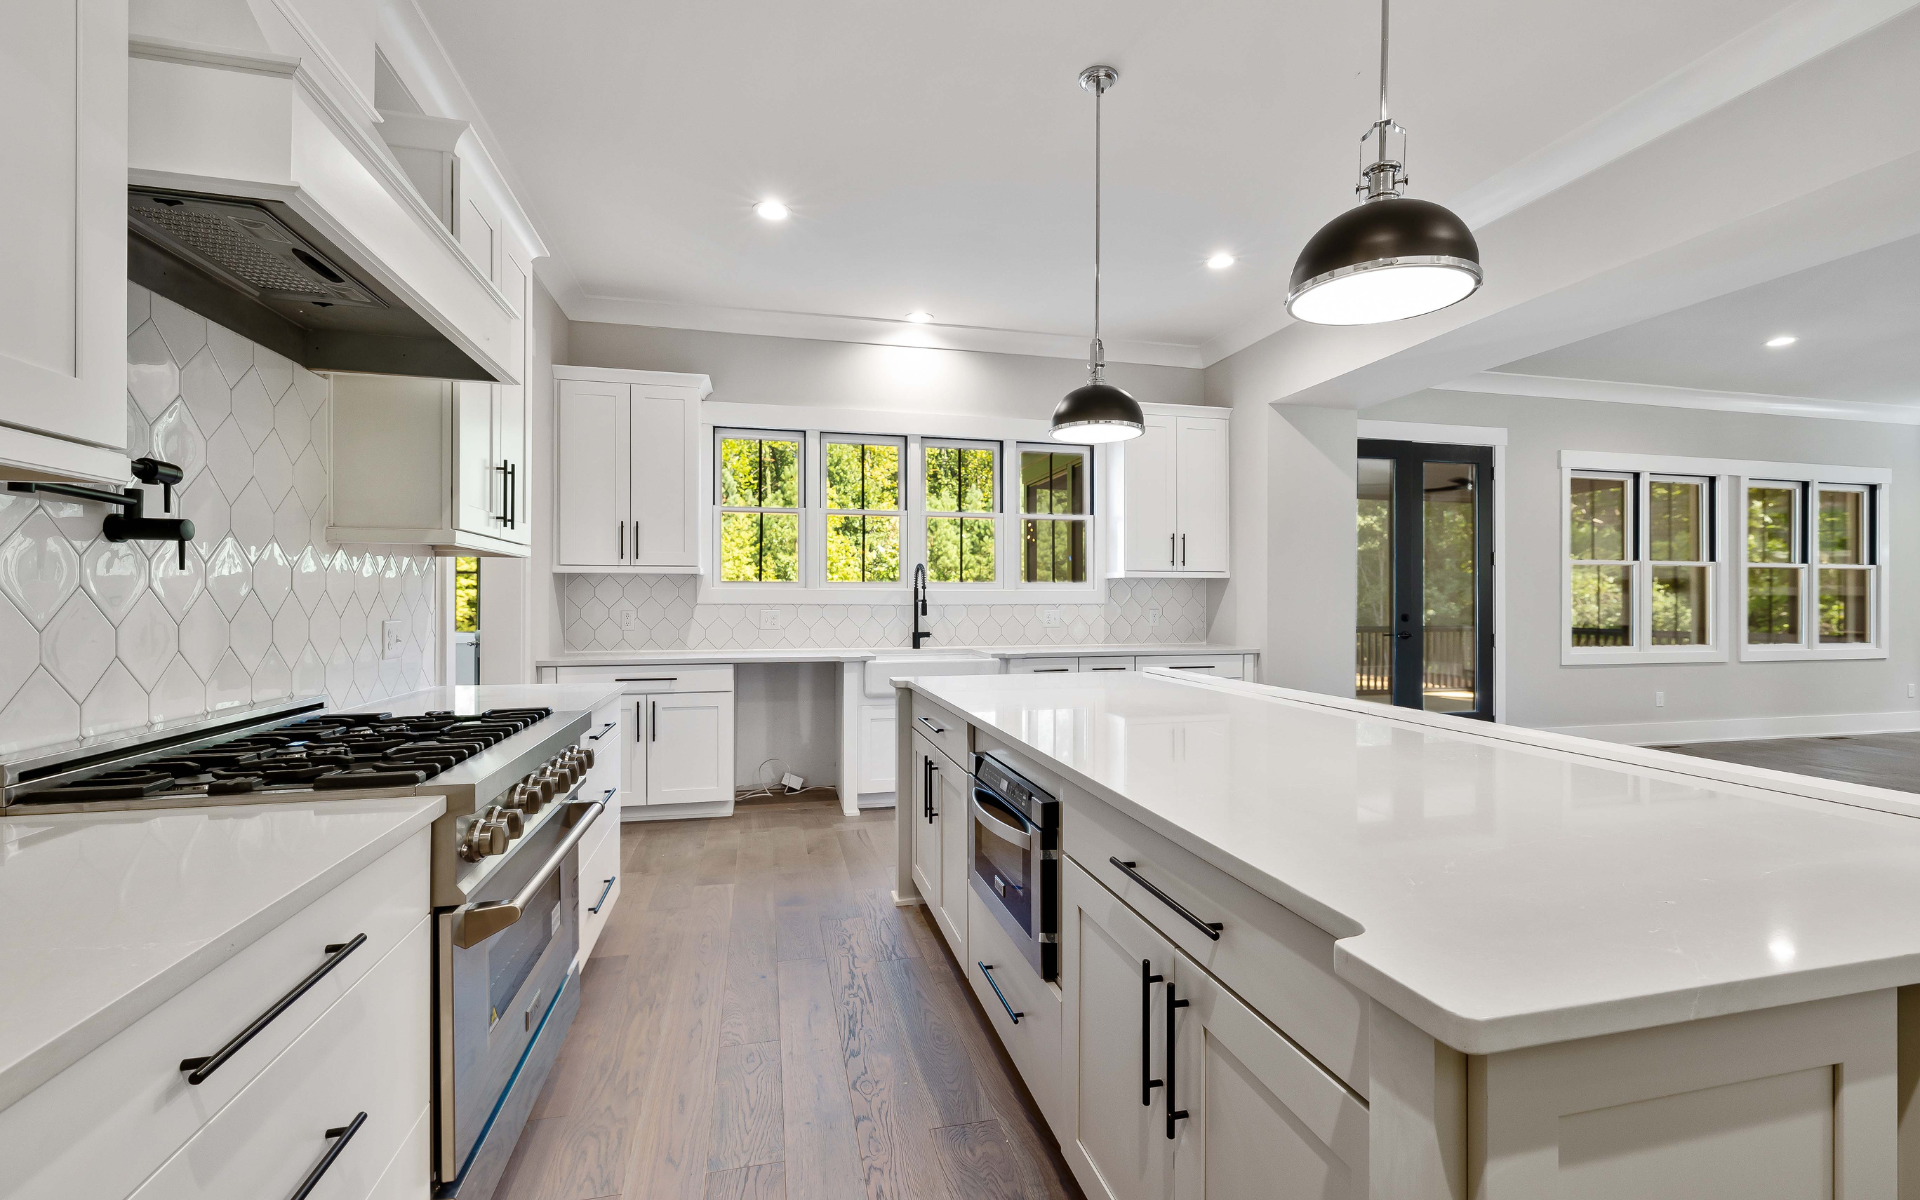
[127,34,518,383]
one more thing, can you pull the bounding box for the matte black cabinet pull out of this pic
[1141,958,1164,1106]
[1170,532,1176,566]
[1109,858,1223,941]
[618,520,625,560]
[1181,533,1186,567]
[179,933,367,1084]
[589,876,617,914]
[977,962,1023,1024]
[289,1111,366,1200]
[506,462,516,528]
[924,757,939,823]
[916,714,946,735]
[588,721,616,741]
[1165,980,1190,1139]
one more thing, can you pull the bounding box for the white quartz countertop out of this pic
[535,643,1257,668]
[912,671,1920,1054]
[0,796,443,1113]
[344,682,625,715]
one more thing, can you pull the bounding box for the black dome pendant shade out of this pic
[1051,65,1143,443]
[1288,0,1483,325]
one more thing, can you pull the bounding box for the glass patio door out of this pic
[1356,439,1495,719]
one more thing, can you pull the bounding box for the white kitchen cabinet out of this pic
[644,691,734,805]
[0,0,129,485]
[1007,657,1080,675]
[909,733,944,924]
[936,753,970,954]
[554,366,712,573]
[859,703,898,796]
[1106,404,1231,578]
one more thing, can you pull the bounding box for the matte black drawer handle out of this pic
[916,714,946,735]
[1165,980,1189,1140]
[587,721,615,741]
[1109,858,1223,941]
[289,1111,366,1200]
[589,876,617,914]
[1141,959,1164,1106]
[1029,667,1071,673]
[179,933,367,1084]
[977,962,1023,1024]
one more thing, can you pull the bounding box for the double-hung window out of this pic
[717,429,801,583]
[1566,467,1717,661]
[924,440,997,583]
[1743,479,1881,656]
[1019,445,1089,583]
[824,435,903,584]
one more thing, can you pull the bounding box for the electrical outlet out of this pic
[1145,605,1162,627]
[759,608,784,630]
[1655,691,1666,708]
[619,605,637,631]
[381,620,403,660]
[1041,607,1061,627]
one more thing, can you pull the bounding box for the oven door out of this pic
[969,783,1051,978]
[435,810,584,1187]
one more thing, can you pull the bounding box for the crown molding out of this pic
[1195,0,1920,369]
[1433,371,1920,425]
[559,292,1208,369]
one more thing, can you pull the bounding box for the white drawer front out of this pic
[908,695,970,769]
[128,917,433,1200]
[1079,656,1135,672]
[1138,654,1244,680]
[579,813,622,961]
[579,697,623,806]
[1066,791,1368,1097]
[555,664,735,692]
[1007,657,1079,674]
[0,830,430,1200]
[965,889,1064,1129]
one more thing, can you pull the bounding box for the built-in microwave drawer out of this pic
[908,695,970,767]
[554,664,734,693]
[0,829,429,1200]
[1065,789,1369,1097]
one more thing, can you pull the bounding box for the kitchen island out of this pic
[894,668,1920,1199]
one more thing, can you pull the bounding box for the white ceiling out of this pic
[1500,232,1920,407]
[417,0,1803,360]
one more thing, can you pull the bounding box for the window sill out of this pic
[1738,644,1888,662]
[1560,647,1729,666]
[695,581,1110,606]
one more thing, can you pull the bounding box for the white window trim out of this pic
[1561,462,1727,667]
[1559,451,1891,665]
[699,404,1106,604]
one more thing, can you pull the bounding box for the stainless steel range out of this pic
[0,694,607,1200]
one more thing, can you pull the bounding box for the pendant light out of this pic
[1287,0,1482,325]
[1050,65,1144,443]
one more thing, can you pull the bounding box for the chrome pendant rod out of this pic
[1079,65,1117,383]
[1379,0,1390,124]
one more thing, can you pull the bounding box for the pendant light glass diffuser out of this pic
[1288,0,1482,325]
[1050,65,1143,443]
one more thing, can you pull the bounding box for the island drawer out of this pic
[1137,652,1245,679]
[909,694,971,767]
[0,828,430,1200]
[966,889,1064,1128]
[556,664,735,693]
[125,916,432,1200]
[1065,793,1369,1097]
[579,811,622,962]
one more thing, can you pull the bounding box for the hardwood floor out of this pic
[495,797,1083,1200]
[1659,731,1920,793]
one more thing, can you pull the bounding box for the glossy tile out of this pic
[206,649,251,710]
[178,593,229,679]
[116,593,178,689]
[177,347,230,432]
[252,434,293,509]
[229,366,275,449]
[148,294,207,369]
[204,535,252,617]
[80,662,150,738]
[229,481,275,562]
[205,319,255,387]
[126,322,179,420]
[80,539,149,625]
[203,416,253,501]
[0,594,37,707]
[150,400,206,487]
[0,670,81,754]
[148,655,206,722]
[0,512,82,628]
[149,541,205,621]
[41,593,115,699]
[228,594,272,673]
[252,542,291,616]
[252,647,292,702]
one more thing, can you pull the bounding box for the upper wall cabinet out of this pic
[0,0,128,485]
[1104,404,1231,578]
[554,366,711,573]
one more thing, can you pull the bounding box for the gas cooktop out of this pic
[30,707,554,802]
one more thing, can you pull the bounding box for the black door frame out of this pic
[1358,438,1496,721]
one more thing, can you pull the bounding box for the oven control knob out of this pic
[556,759,580,787]
[502,809,524,838]
[579,746,596,770]
[510,782,537,813]
[482,821,509,855]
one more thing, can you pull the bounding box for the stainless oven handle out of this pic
[971,790,1034,850]
[453,796,606,948]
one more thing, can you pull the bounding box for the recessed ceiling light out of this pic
[754,199,789,221]
[1765,334,1797,348]
[905,311,933,324]
[1207,252,1236,270]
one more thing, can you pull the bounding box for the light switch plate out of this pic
[381,620,404,660]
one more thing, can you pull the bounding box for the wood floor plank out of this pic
[698,825,744,884]
[705,1162,788,1200]
[529,955,631,1121]
[648,824,715,913]
[623,883,735,1200]
[875,957,988,1129]
[772,876,828,963]
[835,826,889,887]
[824,918,958,1200]
[722,876,782,1048]
[708,1040,785,1172]
[858,888,920,962]
[777,958,866,1200]
[931,1121,1032,1200]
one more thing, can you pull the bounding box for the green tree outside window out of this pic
[926,443,996,583]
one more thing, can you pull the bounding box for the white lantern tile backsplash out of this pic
[0,284,439,759]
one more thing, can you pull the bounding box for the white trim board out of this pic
[1436,372,1920,425]
[1539,709,1920,746]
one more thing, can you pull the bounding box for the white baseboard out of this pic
[620,799,735,822]
[1539,709,1920,746]
[857,791,896,810]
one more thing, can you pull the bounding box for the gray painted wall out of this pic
[1363,389,1920,735]
[567,322,1209,417]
